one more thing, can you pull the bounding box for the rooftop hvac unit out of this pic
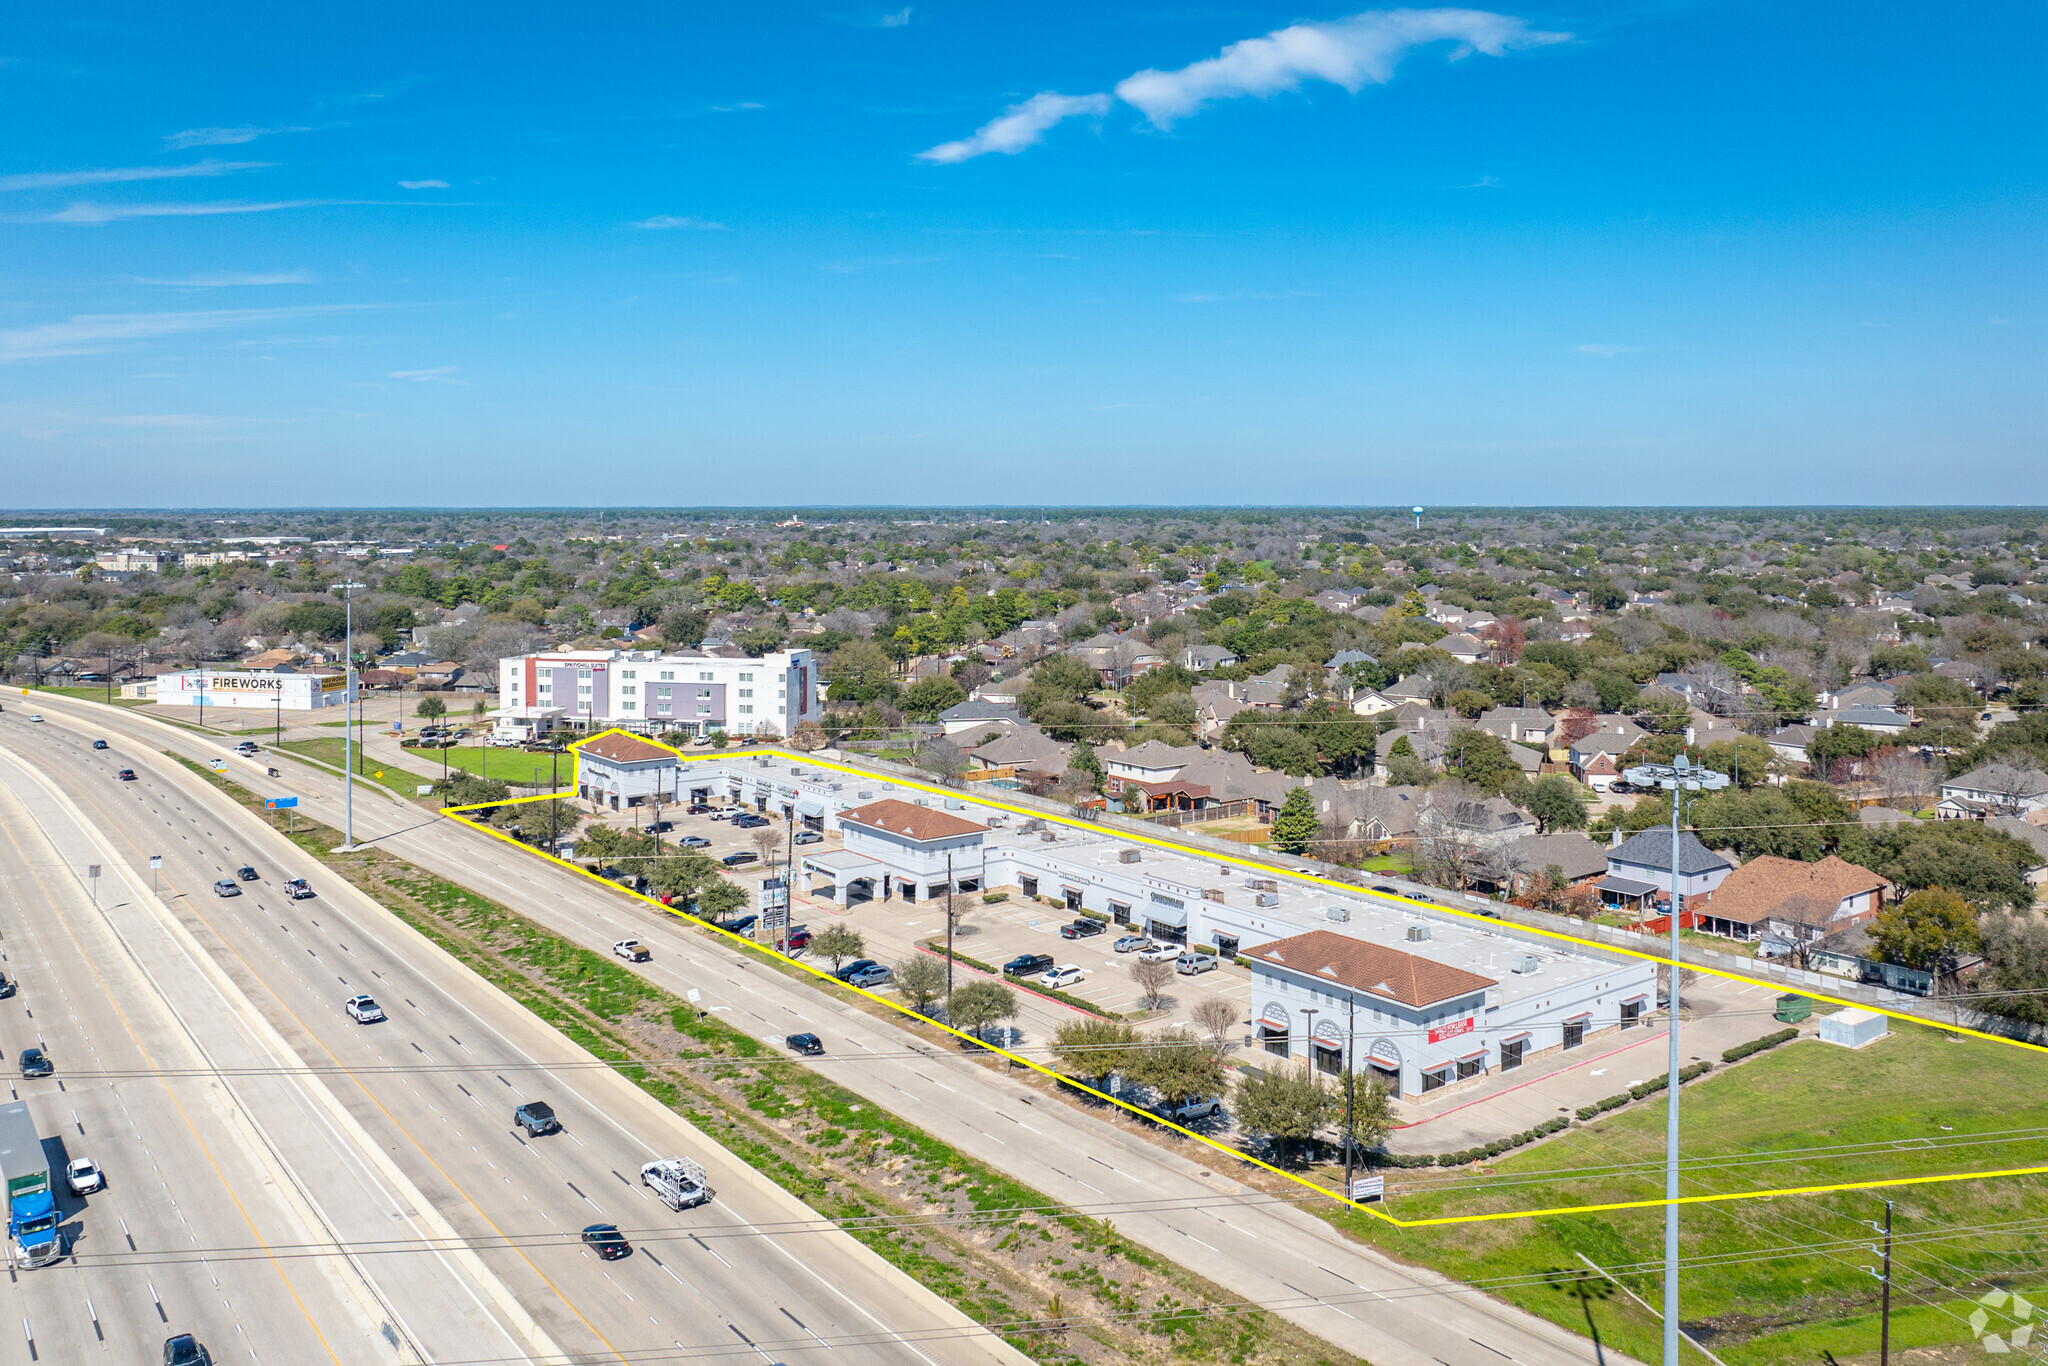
[1405,924,1432,943]
[858,790,875,800]
[1254,892,1280,907]
[1325,905,1350,923]
[828,783,843,792]
[915,798,929,806]
[1118,848,1142,864]
[945,799,965,810]
[1202,888,1226,902]
[1511,954,1540,974]
[1020,819,1043,832]
[1041,831,1058,843]
[1244,877,1278,892]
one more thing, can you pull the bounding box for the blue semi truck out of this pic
[0,1100,60,1267]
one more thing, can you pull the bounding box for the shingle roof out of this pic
[1112,740,1204,769]
[839,798,988,843]
[1247,929,1497,1009]
[576,733,679,765]
[938,699,1023,723]
[1608,828,1732,876]
[1703,854,1887,925]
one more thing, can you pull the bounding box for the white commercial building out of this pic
[154,668,348,712]
[494,648,820,740]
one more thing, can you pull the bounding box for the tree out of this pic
[696,878,749,921]
[946,980,1019,1043]
[1870,747,1935,812]
[1231,1065,1335,1164]
[1022,655,1101,713]
[1444,727,1524,797]
[1270,787,1321,854]
[811,922,865,971]
[1834,821,2037,910]
[1050,1017,1140,1081]
[900,674,968,721]
[1447,688,1493,719]
[1332,1073,1395,1155]
[894,954,947,1014]
[1870,888,1982,972]
[790,718,830,752]
[416,696,447,720]
[494,799,580,848]
[1973,762,2048,816]
[1189,996,1241,1052]
[1127,1028,1227,1110]
[752,825,786,864]
[1130,957,1176,1011]
[435,773,510,812]
[1698,734,1774,789]
[645,852,721,902]
[826,640,897,703]
[1524,774,1588,833]
[1975,912,2048,1025]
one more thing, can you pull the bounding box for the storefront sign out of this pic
[1427,1016,1475,1044]
[1350,1175,1384,1202]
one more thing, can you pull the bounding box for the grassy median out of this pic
[174,752,1357,1366]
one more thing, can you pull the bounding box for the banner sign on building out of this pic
[1427,1016,1475,1044]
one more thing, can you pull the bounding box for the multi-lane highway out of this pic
[11,692,1625,1366]
[0,704,1033,1366]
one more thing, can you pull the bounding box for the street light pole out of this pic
[944,851,957,999]
[1343,993,1357,1199]
[336,581,366,850]
[1622,751,1730,1366]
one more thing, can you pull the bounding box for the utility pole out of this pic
[944,851,957,999]
[1343,992,1357,1199]
[1868,1200,1894,1366]
[336,581,366,850]
[1622,751,1729,1366]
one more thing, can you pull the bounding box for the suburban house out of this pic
[1768,724,1817,765]
[1599,828,1733,913]
[1696,854,1888,944]
[574,732,683,812]
[1502,832,1610,897]
[1826,706,1912,736]
[965,727,1071,783]
[1101,740,1204,794]
[1985,817,2048,885]
[1830,680,1899,711]
[1568,715,1647,774]
[1937,765,2048,819]
[1349,689,1397,717]
[1437,633,1490,665]
[935,698,1025,739]
[1111,748,1296,815]
[1475,707,1555,747]
[1190,680,1250,739]
[1179,645,1238,671]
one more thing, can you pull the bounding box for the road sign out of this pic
[686,989,701,1005]
[149,856,162,869]
[264,796,299,810]
[87,865,100,879]
[1350,1175,1384,1202]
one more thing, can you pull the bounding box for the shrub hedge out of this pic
[1722,1027,1800,1063]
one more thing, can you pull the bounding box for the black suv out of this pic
[1003,953,1054,976]
[514,1101,561,1136]
[164,1334,215,1365]
[19,1047,53,1078]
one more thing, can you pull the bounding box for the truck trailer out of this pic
[0,1100,60,1267]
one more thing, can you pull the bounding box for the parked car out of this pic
[1136,943,1182,963]
[1060,919,1106,940]
[1003,953,1054,976]
[844,964,891,988]
[582,1223,633,1260]
[235,865,259,881]
[163,1334,215,1365]
[513,1101,561,1136]
[117,768,137,781]
[1152,1096,1221,1123]
[343,994,386,1023]
[686,803,712,814]
[1371,885,1402,896]
[784,1032,824,1055]
[833,958,880,982]
[1175,953,1218,976]
[646,820,674,834]
[1040,965,1086,990]
[19,1047,53,1078]
[720,851,758,868]
[679,835,711,848]
[1112,935,1151,953]
[793,830,823,845]
[284,877,314,900]
[709,811,730,821]
[785,925,812,949]
[212,879,241,897]
[611,939,650,962]
[92,739,109,750]
[66,1156,105,1194]
[725,913,758,935]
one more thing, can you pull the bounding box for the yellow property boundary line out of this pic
[437,733,2048,1229]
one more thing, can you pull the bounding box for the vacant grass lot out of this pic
[1341,1024,2048,1366]
[276,737,439,794]
[419,743,569,788]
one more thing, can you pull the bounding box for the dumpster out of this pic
[1774,993,1813,1024]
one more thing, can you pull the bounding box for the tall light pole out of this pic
[336,581,366,851]
[1622,751,1729,1366]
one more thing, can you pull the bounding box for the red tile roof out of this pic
[576,732,678,765]
[1246,929,1496,1009]
[839,798,987,842]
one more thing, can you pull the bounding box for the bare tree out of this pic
[1190,996,1241,1052]
[1130,958,1176,1012]
[1870,747,1934,812]
[1973,762,2048,816]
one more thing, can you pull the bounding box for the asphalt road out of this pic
[18,693,1628,1366]
[0,706,1031,1366]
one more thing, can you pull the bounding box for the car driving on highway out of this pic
[66,1156,104,1195]
[212,879,241,897]
[514,1101,561,1136]
[284,877,314,899]
[235,865,259,881]
[611,939,650,961]
[19,1047,53,1078]
[92,738,108,749]
[582,1223,633,1259]
[784,1032,824,1055]
[344,995,386,1023]
[164,1333,215,1365]
[117,767,136,781]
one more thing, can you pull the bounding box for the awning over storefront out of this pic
[795,799,825,818]
[802,850,881,879]
[1144,903,1188,928]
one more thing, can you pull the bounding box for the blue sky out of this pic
[2,3,2042,508]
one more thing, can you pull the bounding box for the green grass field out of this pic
[21,684,154,709]
[417,743,568,789]
[275,738,439,794]
[1340,1023,2048,1366]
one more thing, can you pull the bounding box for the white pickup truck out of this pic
[640,1157,712,1211]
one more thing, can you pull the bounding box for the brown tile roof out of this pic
[576,732,678,764]
[1703,855,1888,926]
[839,797,988,843]
[1246,929,1496,1009]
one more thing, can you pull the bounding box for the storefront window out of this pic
[1020,876,1038,899]
[1500,1039,1525,1071]
[1313,1043,1343,1076]
[1260,1025,1289,1058]
[1456,1055,1484,1080]
[1621,1000,1643,1028]
[1421,1068,1450,1093]
[1563,1020,1586,1049]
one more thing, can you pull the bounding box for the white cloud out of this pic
[132,270,316,287]
[40,199,348,224]
[163,125,311,149]
[880,7,912,25]
[1116,8,1568,128]
[1577,343,1639,358]
[398,179,449,189]
[917,91,1113,164]
[389,366,467,384]
[0,305,377,362]
[629,214,728,230]
[0,160,269,193]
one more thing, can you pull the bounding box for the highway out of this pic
[0,703,1032,1366]
[16,692,1624,1366]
